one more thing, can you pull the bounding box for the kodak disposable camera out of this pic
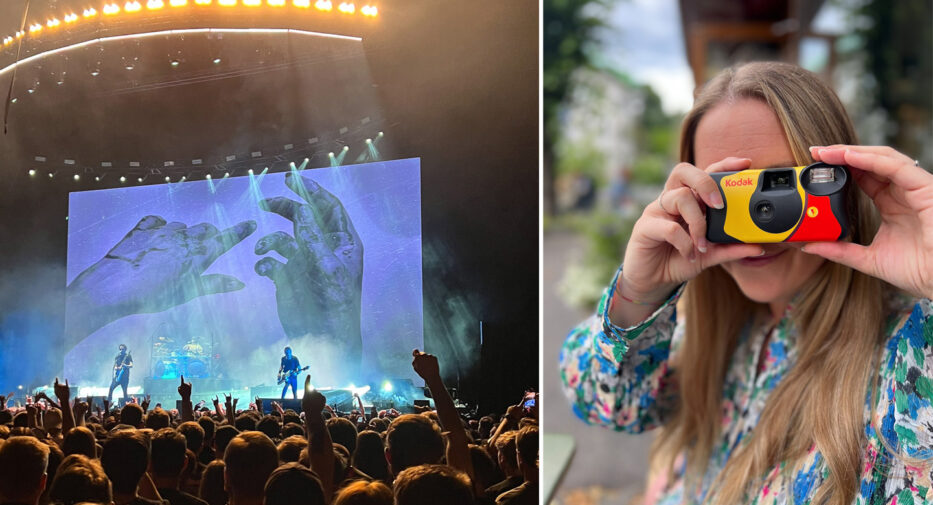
[706,162,850,244]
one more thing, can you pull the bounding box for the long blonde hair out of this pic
[649,62,888,505]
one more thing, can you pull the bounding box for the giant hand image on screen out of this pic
[64,159,423,391]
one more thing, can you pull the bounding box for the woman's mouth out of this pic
[739,248,788,267]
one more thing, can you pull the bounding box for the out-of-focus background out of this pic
[542,0,932,503]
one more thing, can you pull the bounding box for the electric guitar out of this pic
[113,351,131,383]
[277,366,309,385]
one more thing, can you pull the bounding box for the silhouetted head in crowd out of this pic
[62,426,98,459]
[101,430,150,496]
[516,425,538,482]
[282,411,301,426]
[0,436,50,505]
[327,417,358,455]
[366,418,388,433]
[281,422,304,438]
[262,462,325,505]
[49,454,112,505]
[332,480,393,505]
[469,444,501,491]
[199,460,227,505]
[0,409,13,425]
[44,408,64,437]
[256,415,280,440]
[494,430,520,477]
[352,430,389,483]
[178,421,205,453]
[393,464,473,505]
[224,432,279,505]
[12,411,27,427]
[384,414,444,476]
[150,428,187,485]
[214,425,239,458]
[146,407,171,430]
[198,416,216,442]
[276,435,307,464]
[478,416,495,440]
[234,413,257,432]
[121,404,144,428]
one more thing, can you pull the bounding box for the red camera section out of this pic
[788,194,841,242]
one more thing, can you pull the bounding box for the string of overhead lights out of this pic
[2,0,378,48]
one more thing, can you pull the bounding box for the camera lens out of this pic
[756,201,774,222]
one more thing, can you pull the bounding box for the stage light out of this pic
[147,0,165,9]
[342,145,349,151]
[223,172,230,178]
[170,0,187,5]
[64,13,78,23]
[103,3,121,15]
[381,380,392,392]
[294,0,311,8]
[29,24,42,34]
[365,138,371,144]
[165,176,170,182]
[137,177,143,183]
[338,2,354,14]
[328,152,334,157]
[17,385,22,390]
[83,8,98,17]
[9,98,16,103]
[48,173,53,178]
[248,169,254,175]
[91,69,100,76]
[180,176,187,182]
[47,18,61,28]
[73,174,80,181]
[314,0,331,10]
[213,57,221,64]
[28,169,35,176]
[361,4,376,16]
[125,1,142,12]
[206,174,212,179]
[95,176,100,181]
[218,0,236,6]
[120,176,127,182]
[3,37,12,46]
[170,59,180,67]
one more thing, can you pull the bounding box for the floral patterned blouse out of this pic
[559,267,933,505]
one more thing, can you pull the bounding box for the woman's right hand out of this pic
[611,157,765,325]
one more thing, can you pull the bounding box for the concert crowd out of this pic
[0,351,539,505]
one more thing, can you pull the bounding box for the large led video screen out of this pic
[64,158,422,390]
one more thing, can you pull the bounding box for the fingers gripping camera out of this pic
[706,162,850,243]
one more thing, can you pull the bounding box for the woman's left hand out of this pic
[804,145,933,299]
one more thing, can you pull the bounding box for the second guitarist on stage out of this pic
[278,346,307,399]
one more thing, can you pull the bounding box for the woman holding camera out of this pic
[560,61,932,505]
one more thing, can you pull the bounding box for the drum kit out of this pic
[152,336,212,379]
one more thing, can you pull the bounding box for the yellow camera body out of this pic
[706,162,850,244]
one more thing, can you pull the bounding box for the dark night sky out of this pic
[0,1,538,414]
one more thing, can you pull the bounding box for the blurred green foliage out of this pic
[855,0,932,167]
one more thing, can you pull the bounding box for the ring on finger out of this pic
[658,192,669,214]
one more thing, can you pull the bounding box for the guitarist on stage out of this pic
[278,346,303,399]
[108,344,133,404]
